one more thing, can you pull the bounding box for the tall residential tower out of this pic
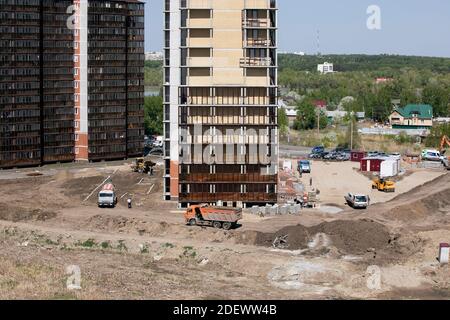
[0,0,145,168]
[164,0,278,208]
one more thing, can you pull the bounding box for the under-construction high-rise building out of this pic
[164,0,278,208]
[0,0,145,168]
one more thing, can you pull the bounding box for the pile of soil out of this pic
[62,175,104,198]
[0,204,57,222]
[82,215,172,236]
[242,219,392,255]
[385,188,450,222]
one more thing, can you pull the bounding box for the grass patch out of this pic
[181,246,197,259]
[76,239,97,248]
[116,240,128,252]
[100,241,111,249]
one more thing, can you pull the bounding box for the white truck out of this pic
[345,193,370,209]
[98,183,118,208]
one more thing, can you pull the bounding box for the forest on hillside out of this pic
[144,54,450,134]
[278,54,450,120]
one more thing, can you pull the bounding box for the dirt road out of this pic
[286,160,446,205]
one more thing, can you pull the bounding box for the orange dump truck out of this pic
[184,204,243,230]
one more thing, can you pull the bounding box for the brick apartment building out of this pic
[164,0,279,208]
[0,0,145,168]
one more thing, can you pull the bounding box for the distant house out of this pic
[375,77,393,84]
[317,62,334,74]
[389,104,433,129]
[278,100,297,128]
[313,99,327,110]
[326,110,365,123]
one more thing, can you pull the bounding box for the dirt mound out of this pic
[62,175,105,199]
[385,188,450,222]
[0,204,57,222]
[82,215,171,236]
[240,219,392,255]
[310,220,391,254]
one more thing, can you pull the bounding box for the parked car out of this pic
[335,152,350,161]
[298,160,311,173]
[309,153,321,159]
[147,147,163,156]
[311,146,325,154]
[367,151,379,157]
[421,149,443,162]
[324,152,338,160]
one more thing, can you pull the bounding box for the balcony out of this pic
[180,173,277,183]
[179,192,278,203]
[243,18,272,28]
[244,0,277,9]
[245,38,272,47]
[240,57,273,68]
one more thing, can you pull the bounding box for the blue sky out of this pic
[145,0,450,57]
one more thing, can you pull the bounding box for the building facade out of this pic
[0,0,144,168]
[317,62,333,74]
[389,104,433,129]
[164,0,279,208]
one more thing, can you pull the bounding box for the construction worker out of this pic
[127,197,132,209]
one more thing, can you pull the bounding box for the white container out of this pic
[380,159,399,178]
[283,160,292,171]
[439,243,449,264]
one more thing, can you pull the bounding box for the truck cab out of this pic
[298,160,311,173]
[98,183,117,208]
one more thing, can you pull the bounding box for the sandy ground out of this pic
[284,160,446,206]
[0,159,449,300]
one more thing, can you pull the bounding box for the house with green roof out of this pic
[389,104,433,129]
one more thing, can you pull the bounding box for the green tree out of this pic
[294,99,316,130]
[318,110,328,130]
[278,107,289,135]
[144,96,163,135]
[424,123,450,148]
[422,84,450,117]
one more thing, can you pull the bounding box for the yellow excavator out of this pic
[372,178,396,193]
[131,158,156,174]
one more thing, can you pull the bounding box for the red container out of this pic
[351,151,366,162]
[360,158,383,172]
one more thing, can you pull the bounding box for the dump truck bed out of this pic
[200,207,243,222]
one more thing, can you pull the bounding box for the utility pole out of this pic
[317,112,320,136]
[350,119,353,150]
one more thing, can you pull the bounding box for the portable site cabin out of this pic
[360,156,401,177]
[380,159,400,178]
[351,151,366,162]
[360,157,385,172]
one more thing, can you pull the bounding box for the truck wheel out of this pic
[222,222,232,230]
[189,219,196,226]
[213,221,222,229]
